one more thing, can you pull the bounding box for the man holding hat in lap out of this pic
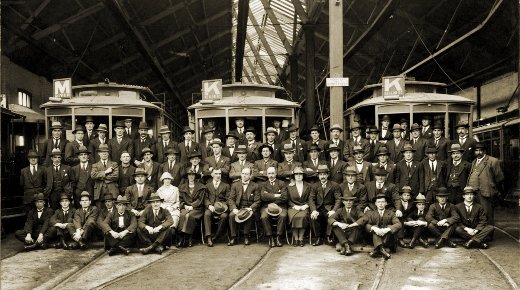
[100,195,136,256]
[329,193,363,256]
[15,193,54,251]
[260,166,288,247]
[137,193,173,254]
[203,168,230,247]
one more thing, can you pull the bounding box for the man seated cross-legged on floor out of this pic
[329,193,363,256]
[99,195,137,256]
[137,193,173,255]
[15,193,54,251]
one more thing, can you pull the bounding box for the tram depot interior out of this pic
[0,0,519,218]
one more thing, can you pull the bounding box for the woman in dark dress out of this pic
[287,167,313,246]
[177,170,206,247]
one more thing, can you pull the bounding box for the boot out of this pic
[408,238,416,249]
[275,236,283,247]
[187,235,193,247]
[60,237,68,249]
[344,243,353,256]
[176,233,185,248]
[268,236,274,248]
[418,237,429,248]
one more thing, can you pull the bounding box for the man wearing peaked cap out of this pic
[395,143,423,200]
[329,193,363,255]
[108,120,134,164]
[425,187,459,249]
[72,145,94,209]
[14,193,54,251]
[156,125,178,164]
[133,122,157,167]
[72,191,99,249]
[65,125,87,167]
[40,121,68,167]
[403,193,430,249]
[88,124,108,163]
[137,193,173,254]
[99,195,137,256]
[445,143,471,205]
[385,124,406,163]
[44,149,75,210]
[20,150,45,213]
[277,143,303,182]
[306,125,327,161]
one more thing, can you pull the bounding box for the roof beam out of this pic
[20,0,51,30]
[246,34,274,84]
[104,0,186,108]
[291,0,308,23]
[259,0,293,54]
[140,0,198,26]
[234,0,249,82]
[248,7,282,74]
[91,33,125,51]
[245,54,262,83]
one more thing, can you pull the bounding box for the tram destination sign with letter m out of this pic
[202,79,222,100]
[382,76,405,100]
[53,78,72,100]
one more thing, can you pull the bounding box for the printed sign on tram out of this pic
[202,79,223,100]
[382,76,405,100]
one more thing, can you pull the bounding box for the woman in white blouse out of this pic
[156,172,180,229]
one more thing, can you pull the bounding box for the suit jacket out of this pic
[281,138,307,162]
[181,164,204,183]
[386,138,405,163]
[229,160,254,181]
[20,164,46,204]
[97,207,116,226]
[395,160,424,195]
[327,159,347,184]
[263,143,283,163]
[228,181,261,211]
[204,181,230,208]
[356,209,402,233]
[72,162,94,196]
[40,138,68,167]
[158,161,182,187]
[328,206,364,226]
[302,159,327,172]
[88,138,108,163]
[451,137,477,162]
[108,135,134,162]
[260,179,288,207]
[123,126,139,140]
[73,206,99,229]
[286,182,313,207]
[139,161,160,191]
[84,130,97,147]
[364,181,400,210]
[156,139,178,164]
[133,137,157,162]
[50,208,76,227]
[199,140,214,161]
[65,140,85,166]
[378,128,393,142]
[421,127,434,140]
[339,182,368,212]
[410,137,428,162]
[138,206,173,229]
[421,159,447,192]
[99,210,137,233]
[445,160,471,189]
[430,137,450,161]
[179,182,206,210]
[397,200,415,219]
[468,155,504,198]
[371,161,396,183]
[454,202,488,230]
[125,183,154,211]
[222,145,240,163]
[347,161,373,184]
[118,165,136,195]
[277,161,302,181]
[252,158,278,180]
[229,128,247,145]
[326,140,345,161]
[343,138,370,162]
[43,164,75,197]
[245,141,263,162]
[309,181,342,212]
[178,141,201,165]
[23,207,54,234]
[366,140,384,163]
[91,160,119,200]
[405,208,427,222]
[274,128,288,144]
[203,155,231,177]
[425,202,459,225]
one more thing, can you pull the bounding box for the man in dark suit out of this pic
[203,168,230,246]
[40,121,68,167]
[125,168,154,216]
[281,124,307,162]
[46,194,76,249]
[329,194,364,255]
[425,187,459,249]
[137,193,173,254]
[395,186,416,248]
[455,186,495,249]
[386,124,406,163]
[343,122,370,162]
[108,120,134,163]
[409,123,428,162]
[263,127,283,162]
[400,118,411,141]
[347,145,373,185]
[366,126,384,162]
[227,167,261,246]
[371,147,396,183]
[259,166,288,247]
[156,125,178,164]
[20,150,46,213]
[72,191,99,249]
[229,145,254,182]
[277,144,302,182]
[229,117,247,145]
[364,167,400,212]
[199,126,215,161]
[420,115,434,140]
[403,193,429,248]
[158,148,182,187]
[421,147,447,203]
[451,121,477,162]
[272,119,288,144]
[395,143,424,199]
[99,196,137,256]
[222,132,240,163]
[203,138,231,183]
[252,144,278,182]
[340,167,368,212]
[88,124,108,163]
[123,118,139,140]
[138,147,160,191]
[133,121,157,166]
[118,151,136,195]
[302,144,327,183]
[65,125,86,167]
[84,116,97,147]
[306,125,327,161]
[72,146,94,209]
[430,122,450,161]
[43,149,75,210]
[15,193,54,251]
[178,126,200,166]
[350,193,402,259]
[467,142,504,225]
[244,127,263,162]
[378,115,393,143]
[97,193,116,228]
[327,144,347,184]
[445,144,471,205]
[309,165,342,246]
[91,144,119,209]
[326,124,345,161]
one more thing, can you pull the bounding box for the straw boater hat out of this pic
[265,203,283,217]
[76,145,91,155]
[72,125,86,134]
[264,127,278,136]
[235,144,248,154]
[50,121,63,130]
[401,143,416,152]
[96,124,108,132]
[138,121,149,130]
[235,208,254,223]
[159,125,171,134]
[209,138,225,147]
[27,150,39,159]
[114,120,125,128]
[214,201,228,215]
[133,167,148,177]
[165,147,180,155]
[49,148,63,156]
[391,124,404,132]
[329,124,343,132]
[281,143,295,153]
[414,193,428,204]
[98,144,109,152]
[435,187,449,197]
[160,172,174,182]
[182,126,195,134]
[33,193,46,202]
[115,195,130,204]
[448,143,465,153]
[147,192,163,202]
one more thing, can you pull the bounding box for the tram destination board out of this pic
[382,75,405,100]
[202,79,222,100]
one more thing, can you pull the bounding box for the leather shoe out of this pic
[292,240,298,247]
[207,237,214,247]
[419,238,429,248]
[326,237,335,245]
[408,239,416,249]
[345,243,353,256]
[312,237,323,246]
[60,238,68,249]
[68,242,78,249]
[447,240,457,248]
[244,237,250,246]
[24,243,38,251]
[368,251,379,258]
[139,245,154,255]
[155,245,164,255]
[480,242,489,249]
[53,242,63,249]
[227,238,235,246]
[176,238,184,248]
[398,239,407,248]
[118,246,130,255]
[108,248,119,256]
[275,236,283,247]
[463,240,475,249]
[339,245,346,255]
[187,236,193,247]
[434,238,445,249]
[299,240,304,247]
[78,240,87,250]
[380,247,391,260]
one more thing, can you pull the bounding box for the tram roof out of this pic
[188,95,299,110]
[347,92,475,112]
[40,96,162,110]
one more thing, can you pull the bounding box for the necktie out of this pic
[466,206,471,213]
[64,211,68,216]
[55,166,59,172]
[154,210,158,222]
[271,181,275,186]
[313,159,317,167]
[431,162,434,172]
[377,183,382,189]
[347,208,350,215]
[419,211,423,216]
[192,165,196,172]
[103,161,107,168]
[322,183,326,189]
[379,211,384,217]
[435,139,439,146]
[31,165,35,175]
[169,161,173,171]
[54,140,59,148]
[292,140,296,148]
[164,142,168,148]
[331,160,335,168]
[240,161,244,167]
[186,143,190,152]
[138,185,143,196]
[407,162,411,170]
[82,163,87,171]
[460,138,464,145]
[126,128,129,134]
[118,137,122,144]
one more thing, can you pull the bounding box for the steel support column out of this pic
[305,25,316,130]
[329,0,344,130]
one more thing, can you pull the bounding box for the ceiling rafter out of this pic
[20,0,51,30]
[259,0,293,54]
[246,33,275,84]
[290,0,308,23]
[248,7,282,74]
[244,53,263,83]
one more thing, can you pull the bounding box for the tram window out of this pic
[17,89,31,108]
[199,118,225,142]
[505,124,519,160]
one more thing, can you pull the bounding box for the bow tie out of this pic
[356,162,363,165]
[37,209,43,212]
[242,183,249,186]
